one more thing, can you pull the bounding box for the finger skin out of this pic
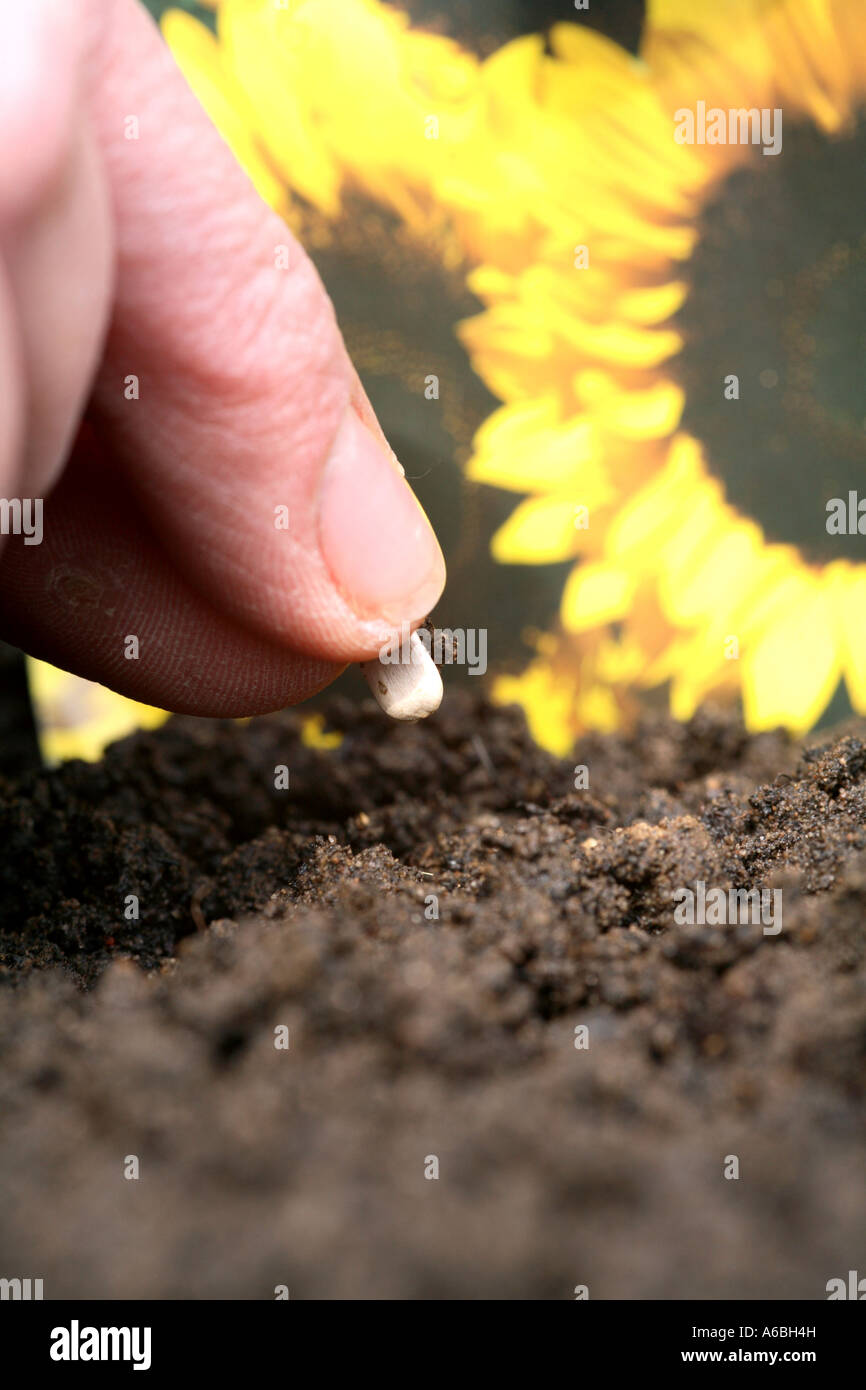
[0,0,110,501]
[0,116,114,498]
[0,0,82,218]
[0,256,23,498]
[83,0,444,660]
[0,426,341,716]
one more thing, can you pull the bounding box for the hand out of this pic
[0,0,445,715]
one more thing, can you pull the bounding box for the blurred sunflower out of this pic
[157,0,866,755]
[461,0,866,751]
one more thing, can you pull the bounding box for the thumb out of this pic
[85,0,445,663]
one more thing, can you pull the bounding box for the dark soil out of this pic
[0,692,864,1298]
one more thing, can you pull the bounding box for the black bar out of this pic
[2,1299,860,1375]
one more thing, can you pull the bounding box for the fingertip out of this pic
[78,0,446,667]
[317,406,446,630]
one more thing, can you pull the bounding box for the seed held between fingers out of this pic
[360,628,443,721]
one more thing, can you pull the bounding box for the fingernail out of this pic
[318,408,446,624]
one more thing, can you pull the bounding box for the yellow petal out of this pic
[606,435,709,560]
[27,661,167,765]
[218,1,343,215]
[576,682,623,734]
[560,319,683,368]
[615,281,688,325]
[162,9,287,210]
[829,563,866,712]
[467,401,609,497]
[561,563,635,632]
[742,576,841,731]
[588,378,685,438]
[300,713,343,749]
[490,495,585,564]
[493,661,577,756]
[661,520,762,623]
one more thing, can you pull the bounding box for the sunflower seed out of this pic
[360,630,443,721]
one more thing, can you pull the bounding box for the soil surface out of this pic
[0,692,864,1298]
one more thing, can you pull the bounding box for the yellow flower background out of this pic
[31,0,866,758]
